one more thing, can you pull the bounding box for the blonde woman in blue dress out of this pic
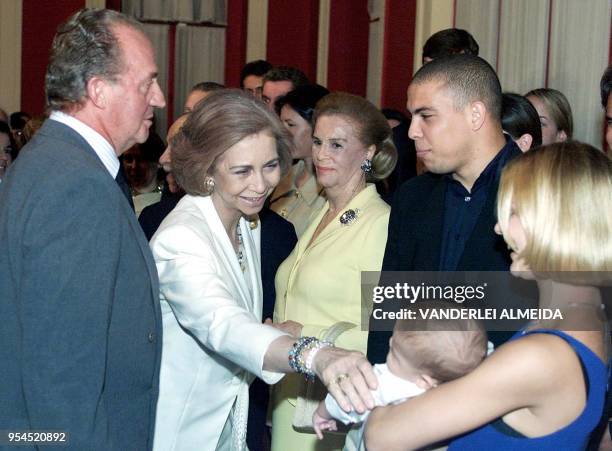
[365,142,611,451]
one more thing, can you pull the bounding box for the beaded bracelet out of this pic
[305,340,333,377]
[288,337,315,375]
[288,336,333,380]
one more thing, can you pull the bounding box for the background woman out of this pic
[269,84,329,236]
[121,130,166,216]
[0,121,17,183]
[502,92,543,152]
[526,88,573,145]
[138,114,188,241]
[271,92,398,451]
[150,90,377,451]
[365,142,611,450]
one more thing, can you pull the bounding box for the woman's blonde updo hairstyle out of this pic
[312,92,397,181]
[172,89,293,196]
[497,141,612,284]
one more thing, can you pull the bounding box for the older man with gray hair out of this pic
[0,8,165,450]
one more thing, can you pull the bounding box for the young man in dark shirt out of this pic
[368,55,522,363]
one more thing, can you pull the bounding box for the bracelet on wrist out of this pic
[288,336,333,380]
[305,340,333,377]
[288,336,315,374]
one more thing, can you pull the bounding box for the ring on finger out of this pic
[334,373,350,385]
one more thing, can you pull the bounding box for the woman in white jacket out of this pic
[150,90,376,451]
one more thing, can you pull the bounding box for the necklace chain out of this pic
[236,224,246,272]
[326,180,365,220]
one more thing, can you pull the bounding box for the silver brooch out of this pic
[339,208,360,226]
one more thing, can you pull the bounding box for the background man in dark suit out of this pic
[261,66,309,114]
[0,9,165,450]
[368,55,522,363]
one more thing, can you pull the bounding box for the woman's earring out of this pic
[205,177,215,193]
[360,158,372,173]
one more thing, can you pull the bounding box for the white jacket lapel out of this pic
[240,218,262,321]
[197,197,261,315]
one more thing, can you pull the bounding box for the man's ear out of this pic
[469,101,487,131]
[86,76,109,109]
[515,133,533,152]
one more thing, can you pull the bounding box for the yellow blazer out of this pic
[271,184,389,451]
[274,183,390,356]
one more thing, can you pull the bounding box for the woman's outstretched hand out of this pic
[311,346,378,414]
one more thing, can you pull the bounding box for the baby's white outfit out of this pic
[324,363,426,451]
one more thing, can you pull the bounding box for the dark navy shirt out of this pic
[439,136,519,271]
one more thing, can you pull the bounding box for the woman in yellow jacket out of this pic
[271,92,398,451]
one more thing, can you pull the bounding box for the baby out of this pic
[313,310,488,449]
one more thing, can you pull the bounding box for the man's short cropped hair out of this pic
[262,66,309,89]
[239,60,273,88]
[423,28,479,61]
[412,54,502,121]
[45,8,143,111]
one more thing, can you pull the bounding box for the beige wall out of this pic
[366,0,386,106]
[316,0,330,86]
[452,0,610,148]
[413,0,454,71]
[85,0,105,8]
[246,0,268,62]
[0,0,22,114]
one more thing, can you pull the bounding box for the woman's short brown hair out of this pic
[172,89,293,195]
[312,92,397,181]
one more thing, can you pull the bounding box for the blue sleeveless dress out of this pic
[449,329,609,450]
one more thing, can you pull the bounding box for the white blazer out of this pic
[150,195,286,451]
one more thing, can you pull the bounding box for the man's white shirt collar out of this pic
[50,111,119,178]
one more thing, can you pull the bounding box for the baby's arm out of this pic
[313,368,382,439]
[318,392,371,425]
[313,400,338,439]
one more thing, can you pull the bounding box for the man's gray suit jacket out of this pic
[0,120,162,450]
